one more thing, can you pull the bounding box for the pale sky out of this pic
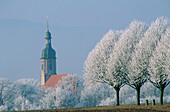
[0,0,170,82]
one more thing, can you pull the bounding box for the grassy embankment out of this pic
[9,102,170,112]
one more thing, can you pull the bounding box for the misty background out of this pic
[0,0,170,82]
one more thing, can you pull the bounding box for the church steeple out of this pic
[45,16,51,40]
[41,17,56,59]
[41,17,57,87]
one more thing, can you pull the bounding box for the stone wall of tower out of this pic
[41,59,56,87]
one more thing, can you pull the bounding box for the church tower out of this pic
[41,18,56,87]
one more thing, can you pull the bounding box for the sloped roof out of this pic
[41,45,56,59]
[43,74,72,88]
[45,30,52,39]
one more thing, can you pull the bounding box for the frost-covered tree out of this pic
[78,83,114,107]
[148,28,170,105]
[107,21,147,105]
[41,74,83,109]
[40,88,57,109]
[84,30,122,105]
[5,79,42,111]
[97,82,170,106]
[127,17,169,105]
[13,96,39,111]
[84,30,122,82]
[98,85,135,106]
[140,82,170,103]
[0,78,12,109]
[0,78,42,111]
[55,74,83,108]
[0,105,8,111]
[12,79,42,109]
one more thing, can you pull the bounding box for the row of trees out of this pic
[0,17,169,111]
[0,75,83,111]
[84,17,170,105]
[0,78,42,110]
[0,76,169,111]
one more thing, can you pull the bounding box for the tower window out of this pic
[42,64,43,70]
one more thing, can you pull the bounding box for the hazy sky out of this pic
[0,0,170,82]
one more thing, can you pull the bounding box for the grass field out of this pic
[9,103,170,112]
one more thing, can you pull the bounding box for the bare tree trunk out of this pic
[114,87,120,106]
[136,87,140,105]
[160,87,164,105]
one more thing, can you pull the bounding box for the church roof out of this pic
[41,29,56,59]
[41,45,56,59]
[45,30,52,39]
[43,74,72,88]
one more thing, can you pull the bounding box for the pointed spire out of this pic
[45,16,52,39]
[46,16,49,31]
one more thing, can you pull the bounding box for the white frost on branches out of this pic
[127,17,169,88]
[0,17,170,110]
[107,20,147,87]
[84,30,122,85]
[148,28,170,88]
[40,74,84,109]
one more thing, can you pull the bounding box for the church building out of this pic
[41,19,71,88]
